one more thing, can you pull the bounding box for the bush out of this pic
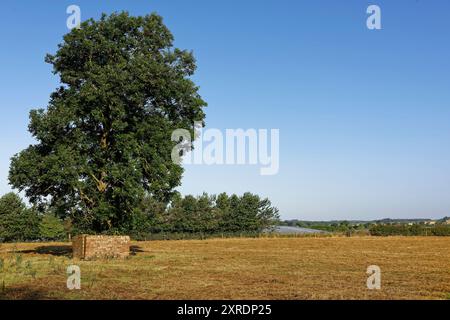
[39,214,66,241]
[369,224,450,236]
[0,193,40,242]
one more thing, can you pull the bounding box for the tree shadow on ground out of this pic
[17,244,145,257]
[18,245,73,257]
[0,286,52,300]
[130,245,145,256]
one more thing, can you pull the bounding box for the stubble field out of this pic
[0,236,449,300]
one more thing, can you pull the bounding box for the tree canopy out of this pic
[9,12,206,233]
[0,193,40,242]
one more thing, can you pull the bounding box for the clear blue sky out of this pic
[1,0,450,220]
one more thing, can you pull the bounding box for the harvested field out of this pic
[0,236,449,300]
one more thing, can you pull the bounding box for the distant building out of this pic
[443,219,450,225]
[425,220,436,225]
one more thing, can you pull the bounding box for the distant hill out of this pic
[279,218,444,233]
[281,218,435,227]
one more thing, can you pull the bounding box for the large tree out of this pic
[9,12,206,233]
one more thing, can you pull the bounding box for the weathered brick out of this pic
[72,235,130,259]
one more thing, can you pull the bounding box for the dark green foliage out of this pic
[0,193,41,242]
[127,192,280,240]
[9,12,206,233]
[39,214,66,241]
[369,224,450,236]
[305,221,365,233]
[0,191,279,242]
[0,193,25,216]
[137,192,280,236]
[63,218,74,240]
[166,194,220,233]
[430,225,450,236]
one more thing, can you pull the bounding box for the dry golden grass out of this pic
[1,236,450,300]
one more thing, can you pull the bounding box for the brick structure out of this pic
[72,235,130,259]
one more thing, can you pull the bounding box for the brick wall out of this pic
[72,235,130,259]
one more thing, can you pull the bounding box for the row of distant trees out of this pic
[129,192,280,239]
[368,224,450,236]
[281,220,369,233]
[0,192,280,242]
